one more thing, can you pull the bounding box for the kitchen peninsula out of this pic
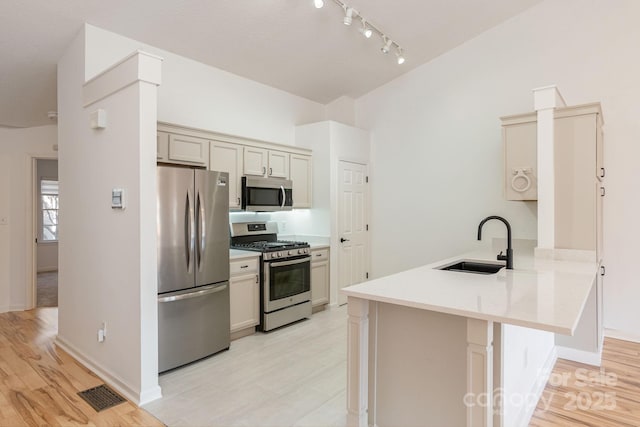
[342,249,599,427]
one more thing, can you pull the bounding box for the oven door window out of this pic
[269,260,310,301]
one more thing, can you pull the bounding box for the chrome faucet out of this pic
[477,216,513,269]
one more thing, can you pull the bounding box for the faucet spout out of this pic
[477,215,513,269]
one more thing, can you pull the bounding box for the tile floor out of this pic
[143,305,349,427]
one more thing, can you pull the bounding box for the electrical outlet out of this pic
[98,328,105,343]
[101,321,107,338]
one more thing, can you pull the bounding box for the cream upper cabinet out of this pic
[243,147,290,179]
[268,150,290,179]
[157,132,169,161]
[501,112,537,201]
[210,140,243,209]
[290,154,312,208]
[311,248,329,308]
[554,105,603,256]
[243,147,268,177]
[168,134,209,167]
[229,257,260,333]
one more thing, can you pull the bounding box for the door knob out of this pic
[340,237,350,243]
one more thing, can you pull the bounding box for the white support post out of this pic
[347,296,369,427]
[533,85,566,252]
[467,318,494,427]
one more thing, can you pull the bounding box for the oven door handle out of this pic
[269,256,311,268]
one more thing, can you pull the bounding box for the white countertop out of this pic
[229,249,261,260]
[341,250,598,335]
[309,243,330,250]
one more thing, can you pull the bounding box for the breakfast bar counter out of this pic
[341,250,599,427]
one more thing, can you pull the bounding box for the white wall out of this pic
[36,159,59,272]
[84,25,325,146]
[0,125,57,312]
[57,27,161,404]
[356,0,640,335]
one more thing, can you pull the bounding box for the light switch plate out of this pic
[111,188,125,209]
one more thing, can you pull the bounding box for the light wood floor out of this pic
[1,306,639,426]
[0,308,163,427]
[529,337,640,426]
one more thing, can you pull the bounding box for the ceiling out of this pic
[0,0,543,128]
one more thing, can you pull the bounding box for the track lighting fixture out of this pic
[314,0,406,65]
[343,6,354,26]
[381,37,392,54]
[360,19,372,38]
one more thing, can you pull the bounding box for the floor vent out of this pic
[78,384,126,412]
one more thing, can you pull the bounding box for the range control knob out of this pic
[288,250,293,256]
[297,249,303,254]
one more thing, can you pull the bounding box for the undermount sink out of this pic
[437,260,505,275]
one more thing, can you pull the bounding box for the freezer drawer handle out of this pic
[158,284,228,303]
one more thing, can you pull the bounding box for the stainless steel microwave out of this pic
[241,176,293,211]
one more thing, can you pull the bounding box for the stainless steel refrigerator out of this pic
[157,165,230,373]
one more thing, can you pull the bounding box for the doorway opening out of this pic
[35,159,59,307]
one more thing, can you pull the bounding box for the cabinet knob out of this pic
[240,265,248,269]
[600,187,606,197]
[600,167,605,178]
[269,167,273,176]
[262,166,266,175]
[237,197,241,205]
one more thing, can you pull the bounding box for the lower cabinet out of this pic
[230,257,260,333]
[311,248,330,308]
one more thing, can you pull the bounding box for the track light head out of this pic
[396,48,405,65]
[314,0,324,8]
[381,37,392,54]
[360,19,372,38]
[343,7,354,25]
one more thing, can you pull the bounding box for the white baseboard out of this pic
[55,335,162,406]
[556,345,602,366]
[516,346,558,427]
[605,328,640,344]
[0,306,10,314]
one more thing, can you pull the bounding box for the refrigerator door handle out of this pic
[197,190,206,271]
[158,283,228,303]
[186,189,196,273]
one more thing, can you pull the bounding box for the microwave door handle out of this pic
[197,190,206,271]
[280,185,286,209]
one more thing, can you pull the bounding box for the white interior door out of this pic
[337,160,368,305]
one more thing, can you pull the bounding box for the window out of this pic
[41,179,59,241]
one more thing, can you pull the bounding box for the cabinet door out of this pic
[597,120,604,181]
[554,114,597,251]
[168,134,209,166]
[230,272,260,332]
[311,249,329,307]
[157,132,169,161]
[243,147,268,176]
[503,121,537,200]
[555,274,598,352]
[597,262,604,349]
[210,140,243,209]
[268,150,290,179]
[290,154,312,208]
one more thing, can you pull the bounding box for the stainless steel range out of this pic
[230,222,311,331]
